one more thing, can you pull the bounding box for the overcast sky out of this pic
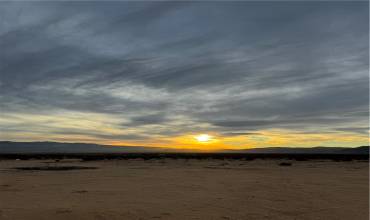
[0,1,368,149]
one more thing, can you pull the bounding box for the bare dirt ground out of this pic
[0,159,368,220]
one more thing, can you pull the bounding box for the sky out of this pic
[0,1,368,150]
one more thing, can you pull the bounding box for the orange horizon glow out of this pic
[1,112,368,151]
[6,130,366,151]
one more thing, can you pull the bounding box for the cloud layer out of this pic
[0,2,368,148]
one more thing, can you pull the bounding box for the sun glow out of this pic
[195,134,212,143]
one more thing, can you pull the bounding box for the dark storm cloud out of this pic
[0,1,368,141]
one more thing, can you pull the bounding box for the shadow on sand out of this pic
[13,166,98,171]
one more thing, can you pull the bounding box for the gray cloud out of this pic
[0,2,368,142]
[335,127,369,135]
[127,113,169,126]
[221,132,260,137]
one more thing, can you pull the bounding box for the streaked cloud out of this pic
[0,1,368,148]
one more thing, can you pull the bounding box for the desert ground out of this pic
[0,158,368,220]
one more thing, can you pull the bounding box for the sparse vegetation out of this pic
[279,162,292,166]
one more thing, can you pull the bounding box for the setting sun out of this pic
[195,134,212,143]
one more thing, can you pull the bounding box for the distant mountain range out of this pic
[0,141,368,154]
[223,146,369,155]
[0,141,173,153]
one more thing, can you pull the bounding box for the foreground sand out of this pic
[0,159,368,220]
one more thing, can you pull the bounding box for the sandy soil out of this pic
[0,159,368,220]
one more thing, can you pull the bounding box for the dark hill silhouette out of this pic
[0,141,175,153]
[224,146,369,154]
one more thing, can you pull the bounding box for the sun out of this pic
[195,134,212,143]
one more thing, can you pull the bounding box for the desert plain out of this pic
[0,158,368,220]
